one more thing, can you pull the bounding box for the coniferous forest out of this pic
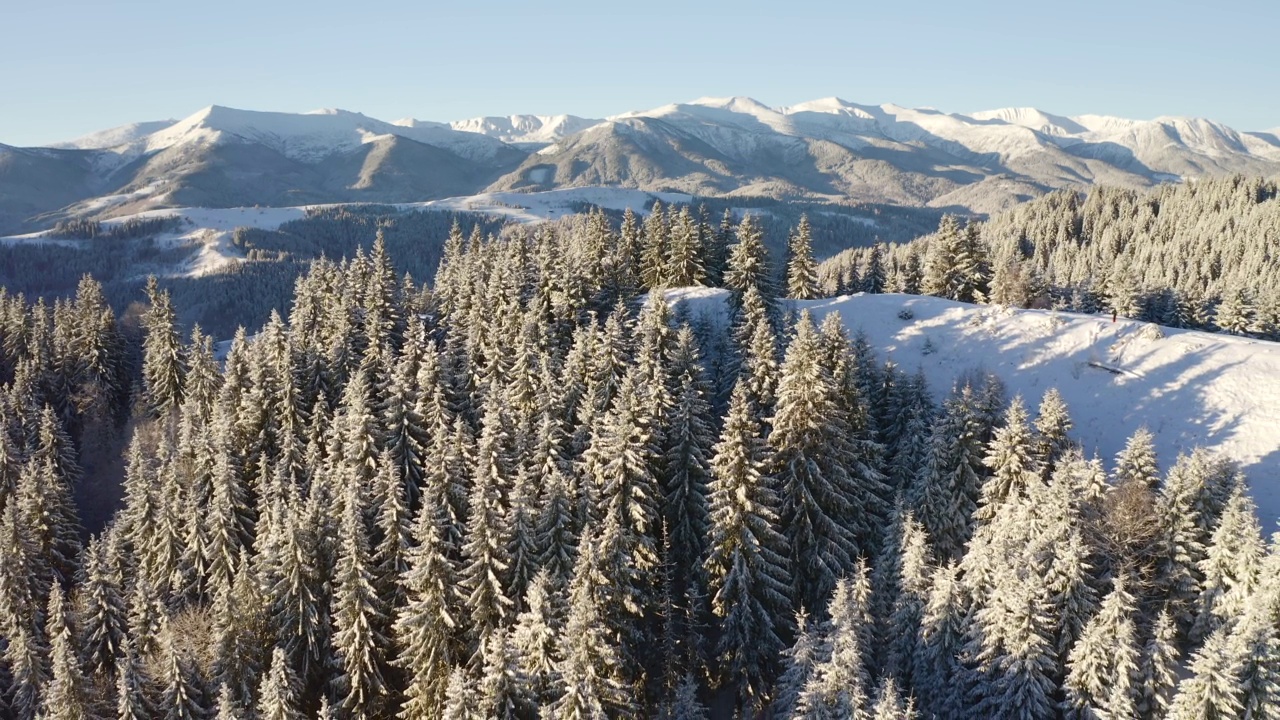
[0,195,1278,720]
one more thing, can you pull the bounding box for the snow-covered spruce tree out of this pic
[1167,623,1244,720]
[964,574,1058,720]
[1062,574,1141,719]
[330,480,391,719]
[41,582,89,720]
[1032,387,1075,476]
[912,561,969,720]
[511,570,564,709]
[871,677,917,720]
[786,214,819,300]
[705,378,792,711]
[211,560,268,708]
[579,363,663,682]
[78,532,128,678]
[976,396,1042,524]
[115,637,152,720]
[461,404,515,656]
[909,385,986,562]
[551,536,632,718]
[264,490,329,691]
[661,326,714,611]
[394,487,463,719]
[159,616,211,720]
[1231,601,1280,720]
[1114,427,1160,490]
[258,646,303,720]
[886,513,933,687]
[794,577,873,719]
[724,214,775,303]
[1192,483,1265,643]
[666,206,707,287]
[1136,608,1180,719]
[141,275,187,418]
[770,311,862,610]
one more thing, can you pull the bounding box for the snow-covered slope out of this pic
[107,105,519,164]
[447,114,600,148]
[663,288,1280,527]
[51,120,179,150]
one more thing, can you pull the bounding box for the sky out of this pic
[3,0,1279,147]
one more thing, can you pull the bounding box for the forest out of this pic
[0,194,1276,719]
[821,175,1280,339]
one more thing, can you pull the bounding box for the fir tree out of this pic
[786,215,819,300]
[330,482,390,719]
[258,647,303,720]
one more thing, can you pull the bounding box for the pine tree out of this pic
[461,407,515,652]
[160,618,210,720]
[478,628,528,719]
[440,667,481,720]
[212,684,245,720]
[662,327,714,600]
[724,215,774,301]
[666,206,707,287]
[551,539,631,718]
[913,562,968,720]
[909,387,985,562]
[1192,484,1265,642]
[141,276,187,417]
[1032,388,1074,475]
[79,533,128,677]
[116,638,151,720]
[1167,624,1244,720]
[511,570,563,708]
[795,578,873,719]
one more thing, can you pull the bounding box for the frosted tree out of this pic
[795,578,873,719]
[965,577,1058,720]
[258,646,303,720]
[510,570,563,708]
[461,407,515,651]
[478,629,528,719]
[330,482,390,719]
[115,638,151,720]
[1062,575,1141,719]
[78,533,127,677]
[912,562,968,719]
[160,618,210,720]
[910,388,985,562]
[394,491,463,718]
[1136,609,1180,719]
[1032,388,1074,474]
[770,312,861,608]
[41,582,89,720]
[141,275,187,417]
[871,678,917,720]
[1114,427,1160,490]
[551,539,631,719]
[786,215,819,300]
[440,667,481,720]
[886,514,933,686]
[705,378,792,711]
[1192,484,1265,642]
[724,215,775,301]
[976,397,1042,523]
[662,327,714,603]
[1215,286,1255,336]
[666,206,707,287]
[1167,624,1244,720]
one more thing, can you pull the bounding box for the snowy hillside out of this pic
[447,114,600,148]
[665,288,1280,526]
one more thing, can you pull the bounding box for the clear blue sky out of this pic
[3,0,1278,146]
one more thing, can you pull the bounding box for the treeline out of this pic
[50,217,181,241]
[820,175,1280,338]
[0,205,1275,719]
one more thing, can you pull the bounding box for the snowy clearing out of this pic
[663,288,1280,527]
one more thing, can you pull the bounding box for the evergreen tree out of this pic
[394,492,463,718]
[258,647,303,720]
[1167,624,1244,720]
[705,379,792,710]
[330,482,390,719]
[1114,427,1160,490]
[771,312,862,608]
[1137,609,1180,720]
[976,396,1042,523]
[786,215,819,300]
[1062,575,1141,719]
[41,582,89,720]
[141,276,187,417]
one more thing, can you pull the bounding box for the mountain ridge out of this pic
[4,96,1278,234]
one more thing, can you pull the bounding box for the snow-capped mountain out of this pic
[447,114,600,149]
[3,96,1278,234]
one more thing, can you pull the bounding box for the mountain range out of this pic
[3,96,1279,234]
